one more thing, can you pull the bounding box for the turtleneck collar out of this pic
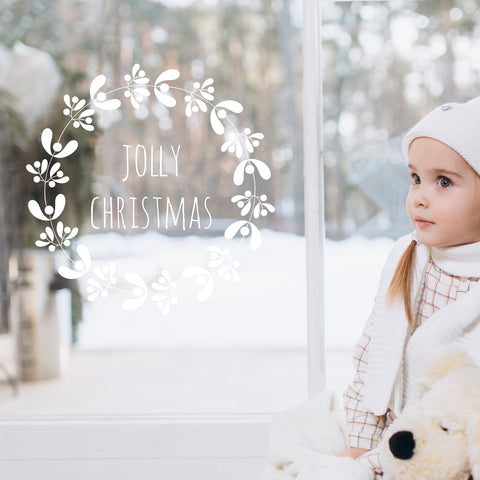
[430,241,480,278]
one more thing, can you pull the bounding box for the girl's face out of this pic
[406,137,480,248]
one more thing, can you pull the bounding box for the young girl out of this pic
[337,95,480,476]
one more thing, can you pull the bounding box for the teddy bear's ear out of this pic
[415,348,474,397]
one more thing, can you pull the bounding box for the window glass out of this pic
[322,0,480,395]
[0,0,306,415]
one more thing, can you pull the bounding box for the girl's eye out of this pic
[437,176,452,188]
[440,425,449,433]
[410,173,421,185]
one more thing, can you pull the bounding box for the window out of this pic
[0,1,306,477]
[321,0,480,395]
[2,0,477,478]
[0,0,306,418]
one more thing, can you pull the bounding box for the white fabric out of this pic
[363,233,480,417]
[402,96,480,175]
[259,390,376,480]
[295,460,375,480]
[430,241,480,278]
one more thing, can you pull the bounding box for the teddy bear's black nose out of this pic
[389,430,416,460]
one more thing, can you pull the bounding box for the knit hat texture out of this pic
[402,96,480,176]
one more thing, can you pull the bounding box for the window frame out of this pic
[0,414,270,479]
[303,0,326,398]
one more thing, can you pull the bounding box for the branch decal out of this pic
[27,64,275,311]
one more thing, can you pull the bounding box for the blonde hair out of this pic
[387,240,417,326]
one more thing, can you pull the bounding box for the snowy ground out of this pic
[0,231,394,415]
[76,230,392,351]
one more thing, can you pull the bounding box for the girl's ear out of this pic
[415,348,474,397]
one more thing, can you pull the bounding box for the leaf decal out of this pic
[40,128,78,158]
[132,63,140,78]
[154,69,180,85]
[58,244,91,279]
[90,75,107,99]
[28,200,49,221]
[153,69,180,108]
[73,99,86,111]
[90,74,121,110]
[54,139,78,159]
[40,159,48,174]
[224,220,262,249]
[216,100,243,114]
[26,164,37,175]
[50,162,61,176]
[210,108,225,135]
[51,194,66,220]
[154,88,177,108]
[27,195,66,222]
[233,159,271,186]
[45,226,54,241]
[41,128,54,155]
[79,108,95,119]
[183,267,214,302]
[122,273,148,310]
[224,220,249,240]
[233,160,248,186]
[210,101,243,135]
[250,159,271,180]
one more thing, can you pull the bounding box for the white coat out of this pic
[363,233,480,418]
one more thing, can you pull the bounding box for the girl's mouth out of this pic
[415,217,434,228]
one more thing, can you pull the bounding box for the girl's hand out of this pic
[335,447,369,459]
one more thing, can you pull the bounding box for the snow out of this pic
[77,230,393,352]
[75,230,394,400]
[0,230,395,415]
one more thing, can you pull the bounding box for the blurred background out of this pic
[0,0,479,416]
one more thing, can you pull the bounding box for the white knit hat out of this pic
[402,96,480,176]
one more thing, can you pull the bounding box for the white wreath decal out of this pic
[27,64,275,313]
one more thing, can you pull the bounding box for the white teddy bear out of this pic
[261,349,480,480]
[259,390,375,480]
[380,349,480,480]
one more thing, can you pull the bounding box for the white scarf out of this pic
[430,241,480,278]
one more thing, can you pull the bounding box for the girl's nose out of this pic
[413,188,428,208]
[414,196,426,207]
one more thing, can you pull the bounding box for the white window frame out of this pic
[0,2,325,478]
[0,415,271,479]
